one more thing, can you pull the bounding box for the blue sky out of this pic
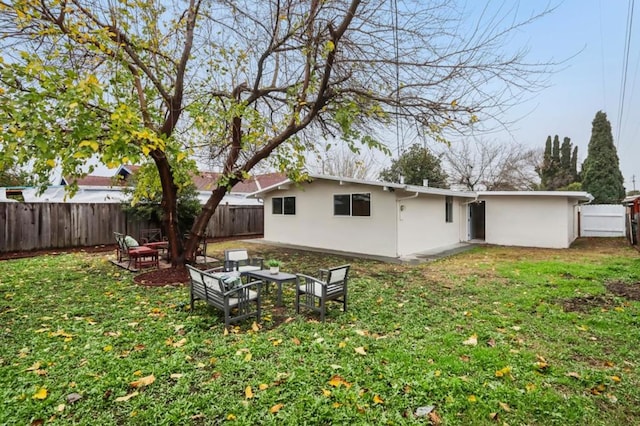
[495,0,639,191]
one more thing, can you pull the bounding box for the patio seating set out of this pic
[114,228,210,271]
[114,230,167,270]
[187,248,350,327]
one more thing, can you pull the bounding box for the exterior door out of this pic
[469,201,485,240]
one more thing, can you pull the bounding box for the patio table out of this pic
[245,270,297,306]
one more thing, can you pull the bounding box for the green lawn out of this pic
[1,238,639,425]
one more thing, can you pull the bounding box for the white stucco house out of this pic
[250,174,593,259]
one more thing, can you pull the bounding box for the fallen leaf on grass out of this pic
[354,346,367,355]
[25,362,41,371]
[245,386,254,399]
[66,393,82,404]
[462,334,477,346]
[498,402,511,412]
[270,403,284,414]
[252,322,260,332]
[373,394,384,404]
[56,404,65,412]
[291,337,301,345]
[172,338,187,348]
[428,411,442,425]
[566,372,581,379]
[610,376,621,383]
[115,392,139,402]
[328,375,352,388]
[32,387,47,400]
[170,374,183,379]
[259,383,269,391]
[495,366,512,378]
[130,374,155,388]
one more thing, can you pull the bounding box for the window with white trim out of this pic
[333,193,371,216]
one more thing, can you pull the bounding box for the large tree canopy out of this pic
[379,143,448,188]
[581,111,625,204]
[0,0,553,265]
[441,138,540,191]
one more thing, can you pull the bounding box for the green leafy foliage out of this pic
[122,163,202,236]
[581,111,626,204]
[537,135,580,190]
[379,144,449,187]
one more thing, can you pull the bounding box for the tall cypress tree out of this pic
[570,146,579,181]
[537,134,579,190]
[560,137,571,171]
[540,136,553,189]
[581,111,625,203]
[552,135,560,164]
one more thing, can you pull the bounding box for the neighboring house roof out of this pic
[61,166,286,195]
[622,194,640,204]
[193,171,287,194]
[250,174,477,198]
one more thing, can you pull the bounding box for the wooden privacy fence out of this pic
[205,205,263,238]
[0,202,263,253]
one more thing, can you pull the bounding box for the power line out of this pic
[392,0,402,158]
[616,0,635,146]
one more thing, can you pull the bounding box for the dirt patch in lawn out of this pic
[133,267,190,287]
[562,281,640,312]
[606,281,640,300]
[562,295,618,313]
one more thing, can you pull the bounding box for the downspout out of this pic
[575,195,593,238]
[395,191,419,258]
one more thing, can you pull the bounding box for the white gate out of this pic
[580,204,625,237]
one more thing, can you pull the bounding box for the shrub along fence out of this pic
[0,202,263,253]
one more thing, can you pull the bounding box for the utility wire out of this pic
[392,0,402,158]
[616,0,635,146]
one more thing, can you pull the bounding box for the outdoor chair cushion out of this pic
[219,272,243,291]
[124,235,139,248]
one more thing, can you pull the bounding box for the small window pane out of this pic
[445,196,453,223]
[272,197,283,214]
[334,194,351,215]
[352,193,371,216]
[283,197,296,215]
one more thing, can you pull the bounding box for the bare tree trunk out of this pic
[184,186,228,263]
[151,151,183,266]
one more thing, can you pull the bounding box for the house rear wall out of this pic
[481,196,574,248]
[396,195,465,255]
[263,181,398,257]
